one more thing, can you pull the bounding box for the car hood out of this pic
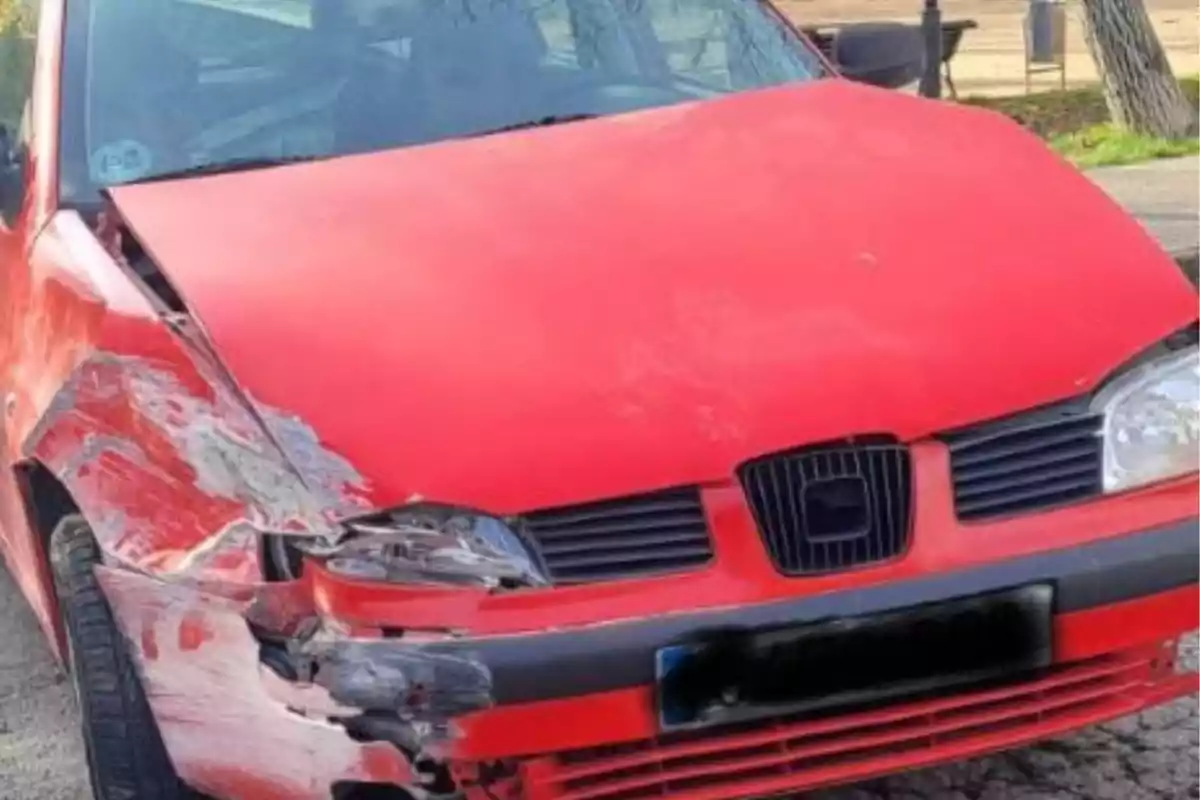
[108,80,1196,514]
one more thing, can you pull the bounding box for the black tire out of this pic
[49,515,190,800]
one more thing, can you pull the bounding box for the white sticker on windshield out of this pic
[90,140,154,184]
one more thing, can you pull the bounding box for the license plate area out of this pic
[656,584,1054,731]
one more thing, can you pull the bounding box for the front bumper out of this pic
[439,519,1199,709]
[510,635,1194,800]
[98,518,1200,800]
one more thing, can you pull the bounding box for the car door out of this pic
[0,7,45,585]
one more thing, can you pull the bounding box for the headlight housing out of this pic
[300,505,551,589]
[1092,345,1199,493]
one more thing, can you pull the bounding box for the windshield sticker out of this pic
[90,140,154,184]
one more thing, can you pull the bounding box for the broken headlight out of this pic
[1093,345,1199,493]
[300,506,551,589]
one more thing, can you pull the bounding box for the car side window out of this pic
[0,1,38,226]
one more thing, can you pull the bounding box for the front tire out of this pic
[49,515,189,800]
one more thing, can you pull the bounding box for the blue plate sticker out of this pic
[90,140,154,185]
[656,643,704,729]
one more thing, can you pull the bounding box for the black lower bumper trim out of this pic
[429,518,1199,705]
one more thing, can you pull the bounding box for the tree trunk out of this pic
[1078,0,1194,139]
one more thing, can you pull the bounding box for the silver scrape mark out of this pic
[26,352,374,577]
[257,406,374,517]
[120,357,369,534]
[171,522,260,573]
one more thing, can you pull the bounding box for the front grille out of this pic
[527,646,1172,800]
[739,439,912,575]
[521,488,713,584]
[944,399,1103,522]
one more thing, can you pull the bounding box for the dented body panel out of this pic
[96,567,418,800]
[0,3,1198,799]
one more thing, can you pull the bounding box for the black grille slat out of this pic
[522,488,713,584]
[956,474,1102,518]
[953,441,1100,484]
[782,457,803,569]
[544,544,715,572]
[537,530,710,556]
[955,458,1101,502]
[525,497,701,528]
[528,514,706,541]
[868,450,885,562]
[772,464,791,546]
[739,440,912,575]
[948,411,1098,448]
[879,450,895,564]
[541,560,709,585]
[945,400,1103,522]
[949,419,1100,468]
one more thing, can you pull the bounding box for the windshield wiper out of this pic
[466,113,599,139]
[120,154,326,186]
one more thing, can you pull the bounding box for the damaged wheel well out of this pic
[14,461,82,654]
[15,461,80,551]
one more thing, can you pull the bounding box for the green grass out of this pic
[1050,122,1200,168]
[964,76,1200,168]
[0,34,33,133]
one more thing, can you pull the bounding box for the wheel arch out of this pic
[13,458,81,659]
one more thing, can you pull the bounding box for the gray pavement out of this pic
[0,157,1196,800]
[1087,155,1200,262]
[0,563,88,800]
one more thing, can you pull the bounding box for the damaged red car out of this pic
[1,0,1197,799]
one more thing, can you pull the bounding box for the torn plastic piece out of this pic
[299,637,493,726]
[452,761,524,800]
[96,566,418,800]
[243,577,318,638]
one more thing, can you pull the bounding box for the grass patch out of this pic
[964,76,1199,168]
[1051,123,1200,168]
[0,33,34,133]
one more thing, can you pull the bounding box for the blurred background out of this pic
[781,0,1197,97]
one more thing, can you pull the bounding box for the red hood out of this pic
[108,80,1196,514]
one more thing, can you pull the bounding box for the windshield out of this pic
[60,0,826,200]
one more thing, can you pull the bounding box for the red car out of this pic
[0,1,1196,799]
